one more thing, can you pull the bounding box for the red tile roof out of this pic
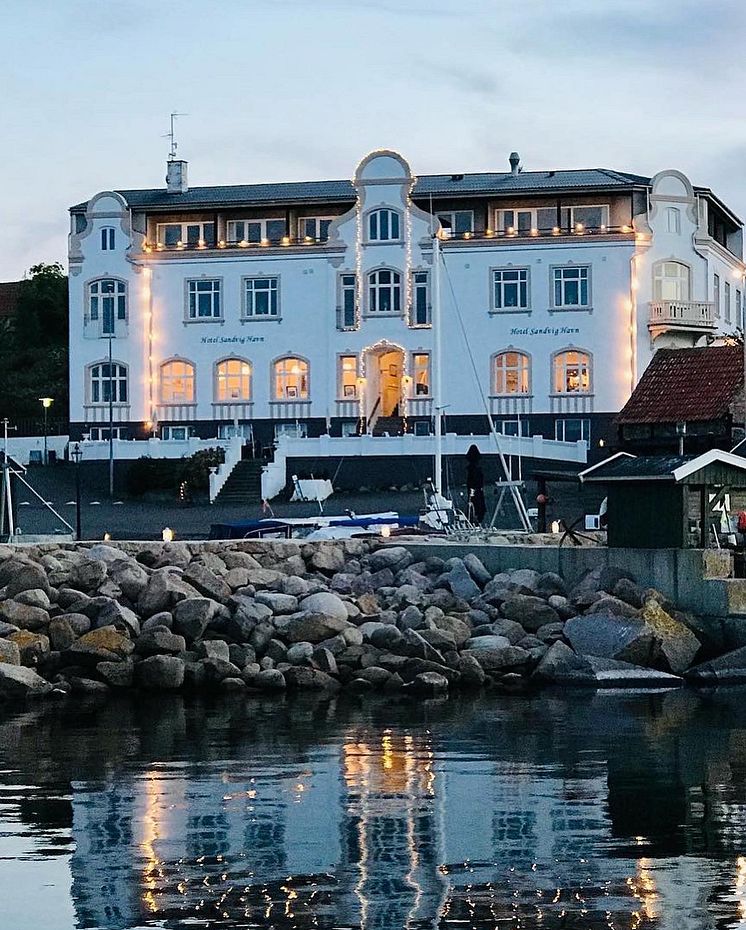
[617,344,744,424]
[0,281,21,320]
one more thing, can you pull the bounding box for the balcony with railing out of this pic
[648,300,716,331]
[143,234,332,254]
[440,223,635,243]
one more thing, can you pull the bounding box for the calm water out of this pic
[1,691,746,930]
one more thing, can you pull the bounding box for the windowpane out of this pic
[494,269,529,310]
[413,353,430,394]
[216,359,251,401]
[245,278,279,317]
[266,220,285,241]
[339,356,358,397]
[553,351,591,393]
[454,211,473,234]
[368,209,400,241]
[274,357,309,400]
[553,267,589,307]
[161,360,195,403]
[368,269,402,314]
[494,352,530,394]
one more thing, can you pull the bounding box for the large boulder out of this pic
[97,658,135,688]
[172,597,216,641]
[432,614,472,648]
[0,639,21,665]
[14,589,51,610]
[8,630,50,666]
[280,612,350,644]
[283,666,340,691]
[69,559,108,592]
[137,571,200,617]
[310,546,346,574]
[136,655,185,690]
[585,595,639,619]
[563,613,658,667]
[0,663,52,699]
[135,628,186,657]
[586,656,682,688]
[251,668,287,691]
[368,546,411,572]
[255,591,299,615]
[441,561,481,601]
[686,645,746,683]
[91,599,140,637]
[182,564,231,602]
[0,600,50,631]
[4,562,51,598]
[640,598,701,674]
[532,642,595,684]
[298,592,348,622]
[107,559,149,600]
[462,641,530,672]
[501,595,560,633]
[408,671,449,696]
[48,617,77,651]
[64,626,134,666]
[463,553,491,587]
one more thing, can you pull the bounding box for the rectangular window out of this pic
[498,207,556,234]
[553,266,590,308]
[339,274,356,329]
[737,290,742,329]
[666,207,681,234]
[714,274,721,318]
[412,271,430,324]
[156,222,214,248]
[493,268,529,310]
[274,422,308,440]
[187,279,222,319]
[101,227,115,250]
[341,420,359,437]
[244,277,279,318]
[555,418,591,443]
[412,353,430,395]
[161,426,190,441]
[228,218,286,244]
[560,205,609,230]
[437,211,474,237]
[88,427,127,441]
[725,281,732,323]
[299,217,334,241]
[339,355,358,398]
[495,419,530,437]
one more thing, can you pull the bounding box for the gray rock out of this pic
[142,612,174,632]
[465,634,511,651]
[342,625,363,646]
[441,561,481,601]
[224,567,251,590]
[463,553,491,587]
[0,621,19,638]
[462,643,530,672]
[172,597,216,641]
[535,622,565,644]
[0,663,51,698]
[255,591,299,614]
[586,595,640,619]
[194,640,231,661]
[0,600,50,631]
[137,572,200,617]
[0,639,21,665]
[432,614,471,647]
[686,645,746,682]
[312,646,338,675]
[532,641,595,684]
[264,638,289,663]
[508,568,541,592]
[284,666,340,691]
[5,562,51,598]
[64,626,134,666]
[287,642,314,665]
[48,617,77,652]
[612,577,645,608]
[419,628,457,652]
[458,653,486,686]
[135,629,186,657]
[369,625,405,652]
[136,655,185,690]
[85,544,130,564]
[200,656,242,684]
[564,613,657,667]
[640,598,701,674]
[9,630,50,666]
[253,668,287,691]
[368,546,411,572]
[14,588,51,610]
[96,659,134,688]
[248,621,274,653]
[502,596,560,633]
[247,568,286,588]
[280,575,310,597]
[223,550,262,571]
[398,605,426,630]
[92,600,140,638]
[107,560,149,600]
[59,613,91,637]
[586,656,682,688]
[183,564,231,602]
[408,671,449,696]
[490,617,527,644]
[310,546,346,574]
[298,592,348,622]
[229,644,256,668]
[401,628,445,663]
[280,612,349,644]
[70,559,108,592]
[535,572,567,598]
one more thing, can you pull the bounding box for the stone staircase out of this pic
[372,416,405,437]
[213,459,264,505]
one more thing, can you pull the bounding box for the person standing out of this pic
[466,444,486,524]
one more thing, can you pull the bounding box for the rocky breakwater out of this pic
[0,540,742,703]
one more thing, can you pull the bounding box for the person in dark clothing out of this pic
[465,444,486,524]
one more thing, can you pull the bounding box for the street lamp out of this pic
[39,397,53,465]
[70,442,83,540]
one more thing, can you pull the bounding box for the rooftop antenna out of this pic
[164,111,188,160]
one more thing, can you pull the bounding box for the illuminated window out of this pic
[216,358,251,402]
[244,277,279,318]
[412,353,430,395]
[368,268,402,314]
[88,278,126,334]
[493,351,530,395]
[89,362,128,403]
[368,208,401,241]
[274,357,308,400]
[160,359,195,404]
[156,221,214,247]
[338,355,358,398]
[187,279,222,319]
[553,266,590,308]
[493,268,529,310]
[653,261,690,301]
[552,350,591,394]
[100,227,115,250]
[228,218,285,243]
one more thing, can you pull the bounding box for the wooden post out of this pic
[700,484,709,548]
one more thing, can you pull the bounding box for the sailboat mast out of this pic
[432,231,443,495]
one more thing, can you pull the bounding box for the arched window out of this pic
[368,269,402,314]
[160,359,195,404]
[653,261,690,301]
[274,356,309,400]
[368,208,401,241]
[89,362,128,404]
[88,279,126,334]
[215,358,251,402]
[553,350,591,394]
[493,351,530,395]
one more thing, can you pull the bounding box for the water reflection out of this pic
[2,690,746,928]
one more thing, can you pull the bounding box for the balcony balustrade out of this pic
[648,300,715,330]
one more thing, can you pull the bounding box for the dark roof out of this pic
[616,345,744,425]
[0,281,21,319]
[70,167,651,213]
[582,454,691,482]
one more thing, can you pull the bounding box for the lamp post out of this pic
[70,442,83,540]
[39,397,53,465]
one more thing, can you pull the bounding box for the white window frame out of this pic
[186,278,222,321]
[714,273,721,318]
[552,349,592,395]
[88,426,126,441]
[494,418,530,437]
[367,268,402,315]
[227,218,286,244]
[88,278,127,334]
[555,418,591,443]
[496,207,557,234]
[161,425,191,441]
[215,357,252,402]
[725,280,732,323]
[492,351,531,396]
[666,207,681,234]
[560,204,609,231]
[411,271,431,325]
[274,422,308,440]
[492,267,530,312]
[160,359,196,405]
[436,210,474,237]
[653,261,691,301]
[88,361,128,404]
[338,355,359,399]
[243,276,280,320]
[737,289,742,329]
[367,208,402,242]
[101,227,115,250]
[217,423,253,440]
[273,356,309,401]
[552,266,591,310]
[156,221,214,248]
[411,352,431,396]
[298,216,335,241]
[338,273,357,330]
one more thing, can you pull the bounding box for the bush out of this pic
[124,448,226,498]
[179,447,225,493]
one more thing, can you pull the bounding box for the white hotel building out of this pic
[68,149,744,458]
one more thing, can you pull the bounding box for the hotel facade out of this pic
[68,150,744,453]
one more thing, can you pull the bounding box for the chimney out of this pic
[509,151,521,176]
[166,158,188,194]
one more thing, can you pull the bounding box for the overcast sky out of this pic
[2,0,746,279]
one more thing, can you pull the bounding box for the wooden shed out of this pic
[579,449,746,548]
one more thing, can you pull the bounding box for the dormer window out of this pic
[101,227,115,250]
[368,208,401,242]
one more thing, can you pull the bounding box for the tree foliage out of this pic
[0,263,68,424]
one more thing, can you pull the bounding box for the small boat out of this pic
[209,511,420,540]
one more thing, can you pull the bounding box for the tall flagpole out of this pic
[433,231,443,495]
